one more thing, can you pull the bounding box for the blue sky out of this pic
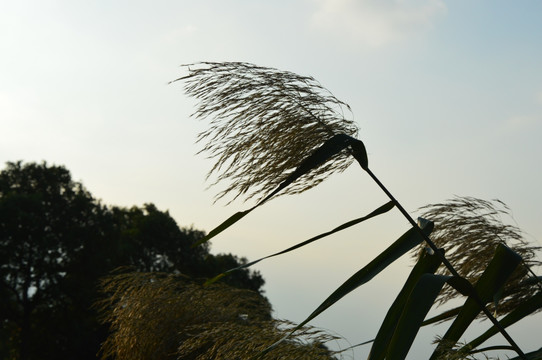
[1,1,541,358]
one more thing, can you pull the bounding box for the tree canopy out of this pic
[0,161,264,360]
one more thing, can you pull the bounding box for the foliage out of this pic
[0,161,111,360]
[0,161,265,360]
[97,272,339,360]
[179,62,542,359]
[109,203,209,273]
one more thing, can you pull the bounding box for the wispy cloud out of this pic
[180,24,197,36]
[498,91,542,134]
[500,115,540,135]
[308,0,447,47]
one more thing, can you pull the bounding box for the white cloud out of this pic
[180,24,197,36]
[308,0,447,47]
[502,115,540,133]
[498,91,542,134]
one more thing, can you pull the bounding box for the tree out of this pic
[0,161,110,360]
[0,161,265,360]
[108,203,265,291]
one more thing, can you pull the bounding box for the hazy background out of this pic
[2,1,541,358]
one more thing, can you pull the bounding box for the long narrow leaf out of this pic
[192,209,254,247]
[462,291,542,351]
[508,347,542,360]
[430,243,523,360]
[205,201,395,285]
[258,219,434,357]
[258,134,365,204]
[423,276,542,326]
[421,306,462,326]
[384,275,471,360]
[298,218,434,329]
[386,274,453,360]
[194,134,365,246]
[368,248,443,360]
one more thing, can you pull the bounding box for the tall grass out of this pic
[171,62,542,359]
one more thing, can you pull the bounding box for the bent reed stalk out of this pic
[177,62,534,360]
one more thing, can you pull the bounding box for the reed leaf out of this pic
[386,274,453,360]
[462,291,542,351]
[422,306,461,326]
[259,218,434,357]
[416,196,542,317]
[205,201,395,285]
[368,248,444,360]
[193,133,367,246]
[298,218,434,330]
[430,243,523,360]
[508,348,542,360]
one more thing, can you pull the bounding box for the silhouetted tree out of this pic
[0,161,110,360]
[107,204,264,289]
[0,161,264,360]
[200,253,265,292]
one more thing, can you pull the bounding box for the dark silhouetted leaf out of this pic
[386,274,455,360]
[259,219,434,356]
[205,201,395,285]
[368,248,443,360]
[194,134,368,246]
[430,244,523,360]
[463,291,542,351]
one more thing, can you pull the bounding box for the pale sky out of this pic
[1,1,541,359]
